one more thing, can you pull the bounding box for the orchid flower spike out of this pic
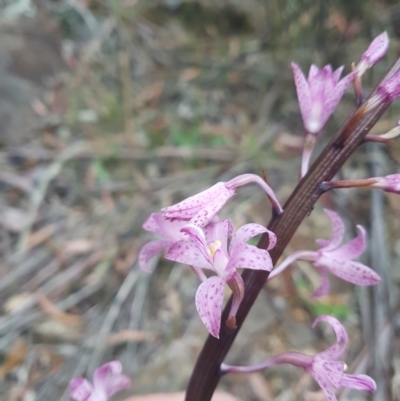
[291,63,355,176]
[161,174,283,228]
[165,219,276,337]
[70,361,131,401]
[221,315,376,401]
[269,209,380,297]
[356,32,389,76]
[138,213,189,273]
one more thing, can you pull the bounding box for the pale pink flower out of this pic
[161,174,283,228]
[356,32,389,76]
[138,213,188,273]
[291,63,355,134]
[70,361,131,401]
[269,209,380,297]
[165,219,276,337]
[222,315,376,401]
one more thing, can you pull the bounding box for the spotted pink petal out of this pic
[164,240,212,270]
[292,62,312,128]
[149,213,187,241]
[316,256,380,287]
[332,66,344,83]
[325,71,356,117]
[142,213,159,232]
[189,191,233,227]
[195,276,226,338]
[322,360,345,388]
[70,377,93,401]
[139,240,172,272]
[181,224,209,259]
[313,316,348,360]
[358,32,389,73]
[340,373,377,391]
[230,223,276,251]
[312,375,338,401]
[161,183,233,220]
[317,209,345,251]
[328,225,366,260]
[229,243,273,272]
[93,361,131,398]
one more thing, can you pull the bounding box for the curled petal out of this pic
[230,224,276,251]
[165,240,212,270]
[318,209,345,251]
[228,243,273,272]
[311,267,331,298]
[195,276,226,338]
[70,378,93,401]
[313,315,348,360]
[139,240,171,272]
[340,373,377,392]
[329,225,366,260]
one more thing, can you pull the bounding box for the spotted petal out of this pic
[317,256,380,287]
[229,243,273,271]
[328,225,366,260]
[139,240,172,272]
[313,316,348,360]
[340,373,377,391]
[292,62,312,130]
[230,223,276,251]
[317,209,345,251]
[165,240,212,270]
[195,276,226,338]
[189,190,234,227]
[161,182,232,222]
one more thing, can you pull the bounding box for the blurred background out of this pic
[0,0,400,400]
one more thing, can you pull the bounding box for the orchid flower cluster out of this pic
[69,32,400,401]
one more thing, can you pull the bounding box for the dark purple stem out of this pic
[184,56,400,401]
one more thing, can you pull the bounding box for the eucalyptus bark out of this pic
[184,56,400,401]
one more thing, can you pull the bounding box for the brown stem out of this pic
[184,56,400,401]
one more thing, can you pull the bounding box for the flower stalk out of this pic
[184,55,400,401]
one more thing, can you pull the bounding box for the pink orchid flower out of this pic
[165,219,276,338]
[70,361,131,401]
[269,209,380,297]
[138,213,189,273]
[291,63,355,135]
[222,315,376,401]
[160,174,283,228]
[356,32,389,76]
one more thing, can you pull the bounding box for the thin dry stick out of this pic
[184,56,400,401]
